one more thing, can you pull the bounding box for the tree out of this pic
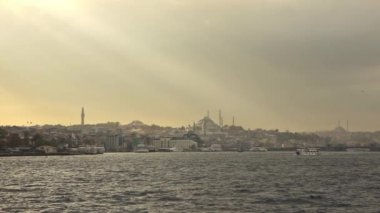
[184,131,204,147]
[7,133,23,147]
[0,128,7,139]
[32,133,43,144]
[32,133,55,147]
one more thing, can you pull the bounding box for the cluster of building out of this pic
[103,134,197,152]
[1,108,380,155]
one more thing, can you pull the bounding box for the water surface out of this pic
[1,152,379,212]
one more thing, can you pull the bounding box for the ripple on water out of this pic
[0,152,379,212]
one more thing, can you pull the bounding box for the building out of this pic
[195,116,223,136]
[151,138,197,152]
[104,134,130,152]
[36,146,58,154]
[151,137,171,150]
[170,139,198,151]
[210,144,223,151]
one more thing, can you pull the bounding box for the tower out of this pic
[219,109,223,127]
[202,119,207,136]
[232,116,235,126]
[81,107,85,126]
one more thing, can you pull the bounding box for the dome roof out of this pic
[333,126,346,133]
[197,117,220,130]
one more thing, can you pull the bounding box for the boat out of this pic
[237,142,244,152]
[346,148,370,152]
[249,147,268,152]
[157,148,175,152]
[134,144,149,153]
[296,148,320,156]
[78,146,105,154]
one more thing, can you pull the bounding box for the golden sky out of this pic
[1,0,380,131]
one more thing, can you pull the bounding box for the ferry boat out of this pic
[134,144,149,153]
[296,148,320,156]
[249,147,268,152]
[346,148,370,152]
[78,146,105,154]
[157,148,176,152]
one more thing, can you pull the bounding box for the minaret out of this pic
[219,109,223,127]
[81,107,85,126]
[202,120,207,136]
[232,116,235,126]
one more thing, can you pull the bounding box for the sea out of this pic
[0,152,379,213]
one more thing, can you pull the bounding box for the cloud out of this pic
[0,0,380,130]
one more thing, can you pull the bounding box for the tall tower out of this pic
[202,120,207,136]
[232,116,235,126]
[81,107,85,126]
[219,109,223,127]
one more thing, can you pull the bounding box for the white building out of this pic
[151,138,197,152]
[104,135,128,152]
[36,146,58,154]
[210,144,223,151]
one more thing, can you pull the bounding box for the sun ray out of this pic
[1,0,77,13]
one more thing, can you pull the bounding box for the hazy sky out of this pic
[1,0,380,131]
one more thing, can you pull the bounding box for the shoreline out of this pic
[0,153,103,157]
[2,150,379,157]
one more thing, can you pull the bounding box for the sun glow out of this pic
[2,0,77,12]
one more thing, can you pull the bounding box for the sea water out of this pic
[0,152,379,212]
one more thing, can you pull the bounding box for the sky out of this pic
[1,0,380,131]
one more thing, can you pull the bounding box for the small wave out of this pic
[0,187,28,192]
[158,196,183,202]
[309,195,324,200]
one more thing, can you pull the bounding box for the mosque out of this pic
[194,110,232,136]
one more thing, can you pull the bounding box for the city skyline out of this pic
[1,0,380,131]
[0,106,355,134]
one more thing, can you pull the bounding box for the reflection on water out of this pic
[1,152,379,212]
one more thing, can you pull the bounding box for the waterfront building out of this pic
[36,146,58,154]
[210,144,223,151]
[170,139,197,151]
[151,138,197,152]
[104,134,130,152]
